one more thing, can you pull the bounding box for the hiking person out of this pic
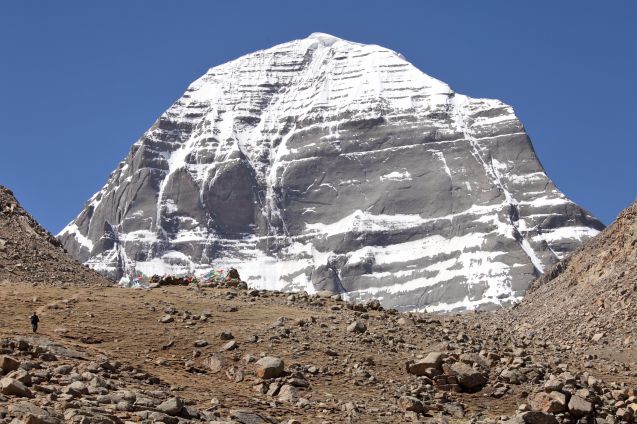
[30,312,39,333]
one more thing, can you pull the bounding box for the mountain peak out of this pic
[306,32,342,46]
[59,36,604,312]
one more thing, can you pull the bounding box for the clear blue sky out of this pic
[1,1,635,232]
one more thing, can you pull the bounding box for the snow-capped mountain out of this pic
[59,33,604,312]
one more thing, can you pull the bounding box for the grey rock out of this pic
[398,395,426,413]
[133,394,159,408]
[459,352,489,369]
[592,332,604,342]
[277,384,299,403]
[160,315,174,324]
[157,396,183,416]
[53,365,74,375]
[518,411,558,424]
[89,375,109,389]
[447,362,488,390]
[205,355,225,373]
[568,395,593,417]
[220,340,238,351]
[543,378,563,393]
[231,410,278,424]
[193,339,208,347]
[500,368,524,385]
[8,401,60,424]
[407,354,446,378]
[116,400,134,411]
[147,411,180,424]
[421,352,445,369]
[220,331,234,340]
[346,320,367,334]
[182,404,200,419]
[442,402,465,418]
[65,381,89,397]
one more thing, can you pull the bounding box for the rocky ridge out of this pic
[0,186,112,286]
[502,198,637,351]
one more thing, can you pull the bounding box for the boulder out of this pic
[205,355,225,373]
[255,357,285,379]
[459,352,489,369]
[7,369,32,386]
[220,331,234,340]
[277,384,299,403]
[447,362,488,390]
[220,340,238,351]
[346,320,367,334]
[518,411,558,424]
[65,381,88,397]
[398,396,426,413]
[231,410,277,424]
[421,352,445,369]
[407,352,445,376]
[160,315,174,323]
[0,355,20,373]
[0,377,33,397]
[8,401,58,424]
[529,391,565,414]
[157,397,183,416]
[568,395,593,418]
[543,378,563,393]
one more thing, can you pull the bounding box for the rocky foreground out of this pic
[1,280,635,423]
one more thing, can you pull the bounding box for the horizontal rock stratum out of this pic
[58,33,604,311]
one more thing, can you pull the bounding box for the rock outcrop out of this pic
[58,33,603,311]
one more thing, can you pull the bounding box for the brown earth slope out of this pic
[505,198,637,351]
[0,281,635,423]
[0,186,112,286]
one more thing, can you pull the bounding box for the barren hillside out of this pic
[0,186,112,286]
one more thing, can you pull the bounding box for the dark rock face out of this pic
[58,33,604,311]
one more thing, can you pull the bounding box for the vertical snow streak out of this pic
[450,95,544,274]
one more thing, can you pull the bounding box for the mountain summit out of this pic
[59,33,603,311]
